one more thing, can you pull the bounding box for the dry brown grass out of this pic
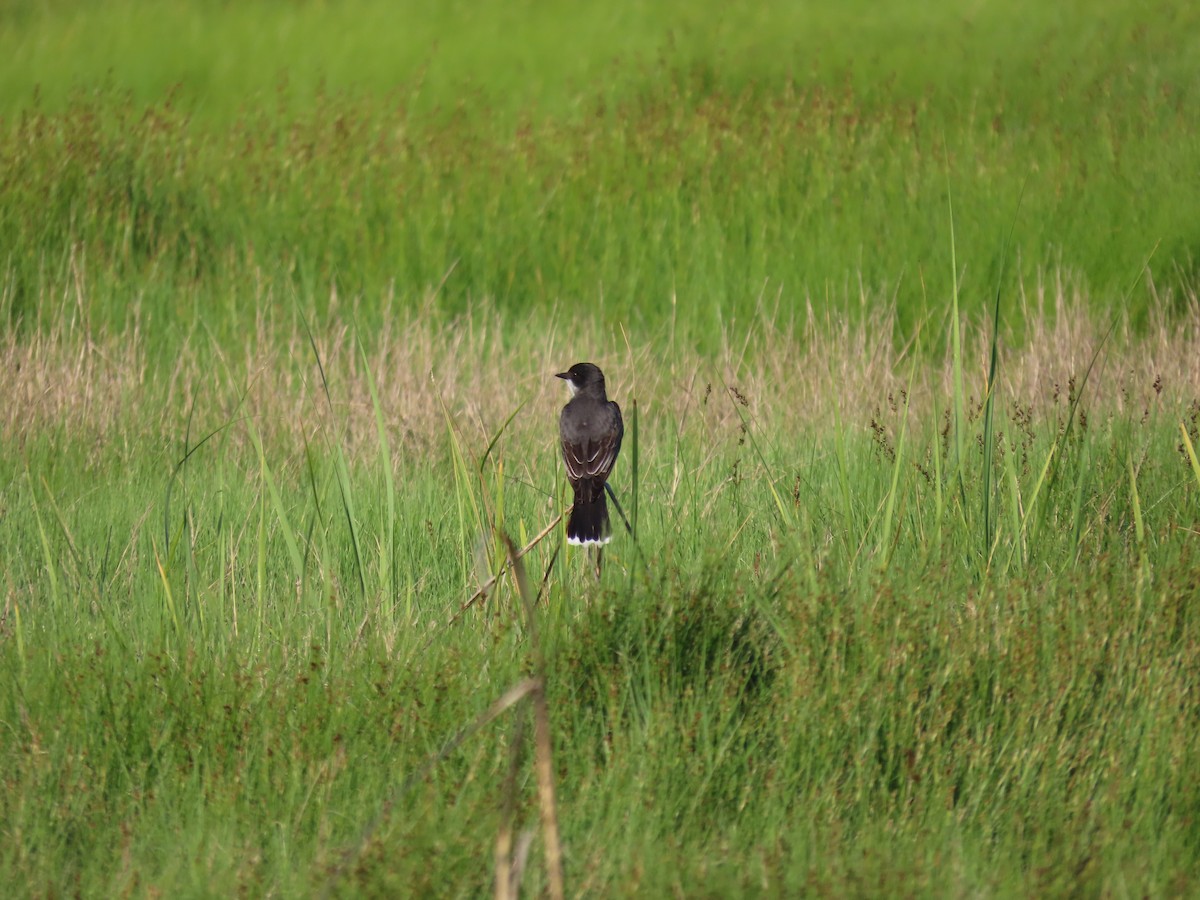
[4,277,1198,468]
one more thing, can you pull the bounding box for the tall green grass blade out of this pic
[878,365,915,571]
[256,474,268,644]
[630,398,639,541]
[303,314,368,601]
[1069,442,1091,565]
[360,336,396,610]
[475,405,526,582]
[1001,445,1023,571]
[980,383,997,558]
[944,167,968,516]
[1180,424,1200,491]
[26,471,61,615]
[479,401,527,474]
[163,387,247,560]
[441,395,488,585]
[492,458,507,582]
[930,408,945,556]
[252,427,305,591]
[332,447,368,601]
[828,376,856,559]
[163,392,197,556]
[12,593,26,684]
[980,180,1025,561]
[152,539,182,642]
[1127,452,1145,560]
[299,428,331,603]
[1019,439,1058,562]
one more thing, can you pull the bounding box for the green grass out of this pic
[4,0,1200,895]
[2,0,1199,340]
[4,297,1200,894]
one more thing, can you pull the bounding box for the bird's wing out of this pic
[561,437,612,482]
[561,403,623,483]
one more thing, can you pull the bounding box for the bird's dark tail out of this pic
[567,493,611,546]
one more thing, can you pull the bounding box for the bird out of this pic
[556,362,624,547]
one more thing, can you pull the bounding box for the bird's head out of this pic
[556,362,606,397]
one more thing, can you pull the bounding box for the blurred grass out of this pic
[1,0,1199,342]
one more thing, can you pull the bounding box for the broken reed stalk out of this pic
[503,534,565,900]
[495,709,528,900]
[319,677,541,899]
[322,530,566,899]
[424,512,563,652]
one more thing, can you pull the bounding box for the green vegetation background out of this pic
[2,0,1198,338]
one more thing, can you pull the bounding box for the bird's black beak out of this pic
[555,372,570,380]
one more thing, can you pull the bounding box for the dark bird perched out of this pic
[556,362,624,546]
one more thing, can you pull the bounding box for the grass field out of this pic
[4,1,1200,896]
[2,0,1199,337]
